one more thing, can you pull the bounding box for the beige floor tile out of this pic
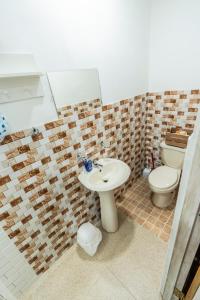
[22,213,167,300]
[95,213,137,263]
[117,176,175,242]
[80,268,136,300]
[98,220,167,300]
[22,245,102,300]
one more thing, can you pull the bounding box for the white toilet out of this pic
[148,141,185,208]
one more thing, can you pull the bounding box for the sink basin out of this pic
[78,158,131,232]
[78,158,130,192]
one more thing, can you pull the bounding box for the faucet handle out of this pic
[77,151,86,161]
[92,158,98,165]
[100,140,110,148]
[92,159,103,168]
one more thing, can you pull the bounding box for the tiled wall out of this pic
[0,90,199,297]
[0,227,37,298]
[145,90,200,167]
[0,96,145,297]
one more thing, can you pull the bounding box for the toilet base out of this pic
[151,191,173,208]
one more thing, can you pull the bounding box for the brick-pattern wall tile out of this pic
[0,97,146,279]
[145,90,200,167]
[0,90,199,289]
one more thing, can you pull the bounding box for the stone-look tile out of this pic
[81,269,135,300]
[95,212,137,263]
[25,262,136,300]
[0,89,199,292]
[95,213,167,300]
[117,177,175,242]
[145,90,200,167]
[21,213,165,300]
[0,97,145,279]
[21,221,136,300]
[102,222,167,300]
[21,245,104,300]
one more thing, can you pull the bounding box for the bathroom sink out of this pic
[78,158,131,233]
[78,158,131,192]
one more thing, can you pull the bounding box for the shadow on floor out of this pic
[76,211,136,262]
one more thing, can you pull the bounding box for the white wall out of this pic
[149,0,200,92]
[0,0,151,103]
[1,0,200,131]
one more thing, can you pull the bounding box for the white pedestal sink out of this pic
[78,158,131,232]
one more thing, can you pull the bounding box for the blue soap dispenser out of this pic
[83,159,93,172]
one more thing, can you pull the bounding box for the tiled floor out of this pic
[117,176,175,242]
[22,213,167,300]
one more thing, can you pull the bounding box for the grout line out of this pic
[120,177,174,243]
[105,265,138,300]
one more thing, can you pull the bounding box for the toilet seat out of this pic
[148,166,179,190]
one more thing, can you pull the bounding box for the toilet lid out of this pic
[149,166,178,189]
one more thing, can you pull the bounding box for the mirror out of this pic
[47,69,102,117]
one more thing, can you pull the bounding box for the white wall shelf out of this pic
[0,72,44,79]
[0,54,44,104]
[0,53,43,79]
[0,76,44,104]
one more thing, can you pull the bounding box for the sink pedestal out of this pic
[78,158,130,233]
[98,191,118,232]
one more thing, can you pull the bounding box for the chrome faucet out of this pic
[93,159,103,171]
[77,152,86,162]
[100,141,110,148]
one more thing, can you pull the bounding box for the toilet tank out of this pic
[160,141,186,169]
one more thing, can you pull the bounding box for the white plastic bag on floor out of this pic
[77,222,102,256]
